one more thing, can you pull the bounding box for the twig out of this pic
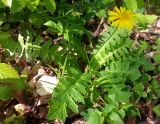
[92,18,104,37]
[53,36,64,43]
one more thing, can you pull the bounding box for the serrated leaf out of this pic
[109,112,124,124]
[153,104,160,117]
[87,109,104,124]
[71,88,84,102]
[132,83,144,96]
[107,85,131,103]
[96,60,141,86]
[138,57,154,71]
[48,101,67,121]
[106,94,119,107]
[89,27,131,70]
[75,83,86,95]
[104,104,117,116]
[67,94,78,113]
[136,14,157,28]
[48,70,91,121]
[154,53,160,63]
[129,64,141,81]
[125,0,137,11]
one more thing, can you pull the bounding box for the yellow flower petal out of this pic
[108,11,119,16]
[108,6,136,29]
[114,7,121,14]
[111,20,120,26]
[108,16,118,21]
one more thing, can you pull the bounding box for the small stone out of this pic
[35,75,58,96]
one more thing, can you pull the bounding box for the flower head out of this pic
[108,7,136,29]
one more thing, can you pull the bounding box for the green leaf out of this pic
[0,86,12,100]
[103,104,118,116]
[96,60,141,86]
[0,1,4,8]
[48,69,91,121]
[67,94,78,113]
[0,63,21,100]
[0,31,21,56]
[153,104,160,117]
[146,15,158,24]
[0,114,23,124]
[11,0,26,13]
[87,109,104,124]
[90,89,100,103]
[0,63,19,79]
[109,112,124,124]
[106,94,119,107]
[138,57,154,71]
[154,53,160,63]
[96,9,107,17]
[132,83,144,96]
[1,0,11,7]
[44,21,63,35]
[29,13,43,26]
[125,0,137,11]
[69,23,84,35]
[26,0,40,12]
[137,0,144,9]
[89,27,131,70]
[44,0,56,13]
[128,64,141,81]
[48,101,67,121]
[24,36,41,61]
[136,14,157,28]
[118,109,125,118]
[40,40,52,60]
[107,85,131,103]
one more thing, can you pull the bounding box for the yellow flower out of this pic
[108,7,136,29]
